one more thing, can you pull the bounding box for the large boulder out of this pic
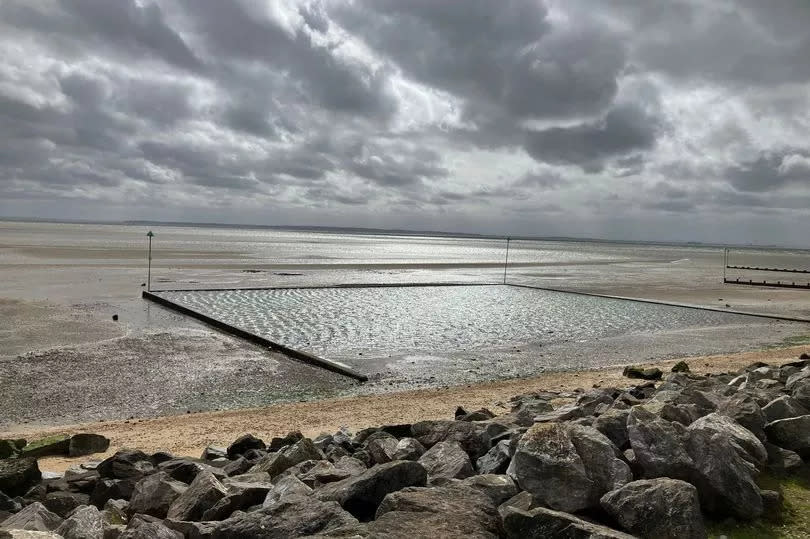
[226,434,265,459]
[717,395,766,440]
[127,473,187,518]
[688,413,767,467]
[592,408,631,449]
[43,492,90,518]
[200,480,272,521]
[19,436,70,459]
[166,470,228,521]
[0,503,62,532]
[501,506,635,539]
[792,379,810,409]
[506,422,631,513]
[68,434,110,458]
[262,475,312,507]
[600,478,707,539]
[391,438,426,461]
[158,458,226,485]
[316,460,427,520]
[97,450,155,480]
[765,415,810,458]
[119,517,182,539]
[55,505,104,539]
[212,494,360,538]
[371,483,501,538]
[89,479,135,508]
[460,475,519,506]
[762,396,809,423]
[417,441,474,483]
[627,406,693,480]
[280,438,324,466]
[366,436,398,465]
[476,440,512,475]
[0,458,41,497]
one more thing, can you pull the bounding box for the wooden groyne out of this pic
[724,278,810,290]
[726,265,810,274]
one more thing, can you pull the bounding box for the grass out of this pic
[763,334,810,350]
[708,466,810,538]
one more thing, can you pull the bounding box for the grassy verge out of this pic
[708,466,810,538]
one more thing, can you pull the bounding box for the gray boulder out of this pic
[476,440,512,475]
[623,366,663,380]
[790,380,810,409]
[627,406,694,480]
[19,436,70,459]
[688,413,767,467]
[372,484,501,538]
[717,395,766,440]
[97,450,155,480]
[762,396,809,423]
[506,422,631,513]
[166,470,228,521]
[765,415,810,458]
[212,494,359,538]
[55,505,104,539]
[158,459,226,485]
[0,458,41,497]
[43,491,90,518]
[460,474,518,506]
[391,438,425,461]
[127,473,187,518]
[68,435,110,458]
[89,479,135,508]
[600,478,706,539]
[317,460,427,520]
[200,480,271,521]
[366,436,398,465]
[119,517,182,539]
[226,434,265,459]
[785,369,810,391]
[502,506,635,539]
[0,503,62,532]
[593,408,630,449]
[417,441,474,483]
[280,438,324,467]
[247,453,293,478]
[333,456,367,476]
[764,442,803,474]
[262,475,312,507]
[411,420,503,460]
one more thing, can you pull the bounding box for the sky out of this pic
[0,0,809,245]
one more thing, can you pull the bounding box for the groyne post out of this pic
[503,237,511,284]
[146,230,154,292]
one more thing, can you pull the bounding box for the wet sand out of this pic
[4,345,808,473]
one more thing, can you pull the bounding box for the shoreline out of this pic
[6,343,808,473]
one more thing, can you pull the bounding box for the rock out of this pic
[267,431,303,452]
[97,450,155,480]
[764,442,803,474]
[212,495,359,538]
[790,379,810,409]
[688,413,767,466]
[200,446,227,461]
[507,422,631,513]
[247,452,293,478]
[765,415,810,458]
[476,440,512,475]
[68,435,110,458]
[225,435,265,459]
[686,427,763,519]
[55,505,104,539]
[333,456,367,476]
[0,503,62,532]
[459,408,496,422]
[221,457,251,477]
[294,460,351,488]
[672,360,691,373]
[19,437,70,459]
[592,408,631,449]
[381,424,413,439]
[280,438,324,467]
[763,396,809,423]
[43,491,90,518]
[127,473,187,518]
[391,438,425,461]
[0,458,41,497]
[158,459,226,485]
[373,483,501,538]
[262,475,312,507]
[102,499,129,526]
[623,366,663,380]
[717,394,766,440]
[761,489,783,520]
[460,474,518,505]
[497,491,537,518]
[366,437,398,465]
[785,369,810,391]
[166,471,227,522]
[200,480,271,521]
[89,479,135,508]
[417,441,474,483]
[0,532,64,539]
[119,518,182,539]
[411,420,502,460]
[501,506,635,539]
[627,406,693,480]
[317,460,427,520]
[0,492,22,513]
[0,440,22,460]
[600,478,706,539]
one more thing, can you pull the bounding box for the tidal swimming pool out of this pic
[154,284,759,367]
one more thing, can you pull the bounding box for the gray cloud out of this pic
[0,0,809,244]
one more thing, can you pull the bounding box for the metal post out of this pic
[503,237,511,284]
[723,247,727,283]
[147,230,154,292]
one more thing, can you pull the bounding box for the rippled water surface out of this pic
[156,285,753,363]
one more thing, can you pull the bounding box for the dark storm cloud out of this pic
[524,104,661,172]
[724,150,810,193]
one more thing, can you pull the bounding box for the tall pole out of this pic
[147,230,154,292]
[503,237,511,284]
[723,247,727,283]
